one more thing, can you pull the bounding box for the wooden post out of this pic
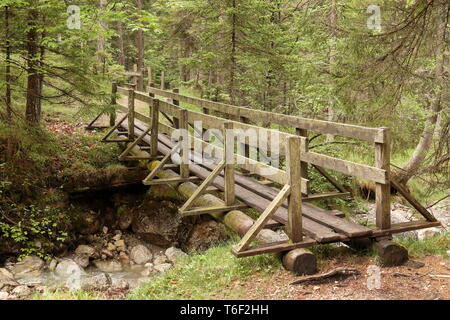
[179,109,189,178]
[173,88,180,106]
[296,128,309,195]
[110,82,117,126]
[287,136,303,243]
[160,71,165,90]
[127,88,135,141]
[151,99,160,157]
[224,122,235,206]
[375,128,391,230]
[147,67,153,89]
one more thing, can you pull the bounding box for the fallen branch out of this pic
[290,267,360,285]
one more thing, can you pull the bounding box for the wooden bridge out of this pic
[88,82,440,267]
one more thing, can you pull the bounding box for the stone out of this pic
[75,245,96,257]
[8,256,44,279]
[153,255,167,265]
[165,247,187,264]
[117,206,133,230]
[93,260,123,273]
[154,263,172,273]
[141,268,153,277]
[77,210,101,235]
[112,278,129,290]
[81,273,112,291]
[184,219,230,252]
[48,260,58,272]
[11,285,31,298]
[118,252,130,266]
[130,245,152,265]
[113,234,122,241]
[103,226,108,234]
[115,240,125,248]
[404,260,425,269]
[131,200,194,246]
[144,263,153,268]
[0,292,9,300]
[72,254,90,268]
[107,243,117,251]
[0,268,17,290]
[102,249,114,258]
[55,259,86,277]
[417,228,442,241]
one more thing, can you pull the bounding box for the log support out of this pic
[374,239,409,267]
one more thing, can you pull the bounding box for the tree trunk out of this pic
[326,0,337,142]
[97,0,108,74]
[117,22,126,67]
[135,0,144,91]
[4,6,11,120]
[229,0,237,104]
[25,4,40,124]
[397,1,448,184]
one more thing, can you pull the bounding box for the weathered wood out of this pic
[296,128,310,194]
[390,179,437,222]
[142,142,181,185]
[234,184,291,252]
[375,128,391,229]
[371,221,441,237]
[181,204,248,217]
[127,89,135,141]
[224,122,235,206]
[179,109,189,179]
[374,239,408,267]
[110,82,118,126]
[145,177,200,185]
[160,71,165,90]
[101,113,129,142]
[232,239,317,258]
[118,126,152,161]
[287,136,303,243]
[150,99,160,157]
[283,249,317,276]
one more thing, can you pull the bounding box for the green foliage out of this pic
[128,242,280,300]
[398,233,450,259]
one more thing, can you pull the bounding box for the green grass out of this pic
[397,232,450,259]
[127,242,281,300]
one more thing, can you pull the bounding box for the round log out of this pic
[282,249,317,275]
[374,240,409,267]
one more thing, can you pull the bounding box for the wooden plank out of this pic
[371,221,442,238]
[375,128,391,229]
[232,238,317,258]
[224,122,235,206]
[150,99,160,157]
[147,86,384,143]
[145,177,200,185]
[127,89,135,141]
[234,184,291,252]
[391,179,437,222]
[179,161,226,213]
[179,109,190,179]
[287,136,303,242]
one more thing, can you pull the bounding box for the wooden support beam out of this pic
[296,128,310,195]
[145,177,200,186]
[179,109,190,179]
[287,136,303,243]
[118,127,152,161]
[234,184,291,253]
[390,179,437,222]
[143,142,181,185]
[232,238,316,258]
[375,128,391,230]
[110,82,118,126]
[179,160,226,214]
[224,122,235,206]
[127,89,135,141]
[101,113,128,142]
[150,99,160,157]
[181,204,248,217]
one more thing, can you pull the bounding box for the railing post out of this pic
[160,71,165,90]
[110,82,117,127]
[375,128,391,230]
[173,88,180,106]
[127,88,135,141]
[151,99,160,158]
[287,136,303,243]
[296,128,309,195]
[147,67,153,89]
[224,122,235,206]
[179,109,189,178]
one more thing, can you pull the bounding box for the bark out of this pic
[25,4,40,124]
[326,0,337,142]
[135,0,144,91]
[398,1,448,184]
[117,22,126,67]
[4,6,11,120]
[229,0,237,104]
[96,0,108,74]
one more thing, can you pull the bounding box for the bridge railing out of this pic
[113,84,392,230]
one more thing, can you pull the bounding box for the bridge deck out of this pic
[120,118,374,245]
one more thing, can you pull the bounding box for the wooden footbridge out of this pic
[88,82,440,262]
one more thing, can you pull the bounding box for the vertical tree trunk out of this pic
[135,0,144,91]
[117,22,126,67]
[229,0,237,104]
[4,6,11,120]
[97,0,108,74]
[25,3,41,124]
[326,0,337,142]
[398,1,448,184]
